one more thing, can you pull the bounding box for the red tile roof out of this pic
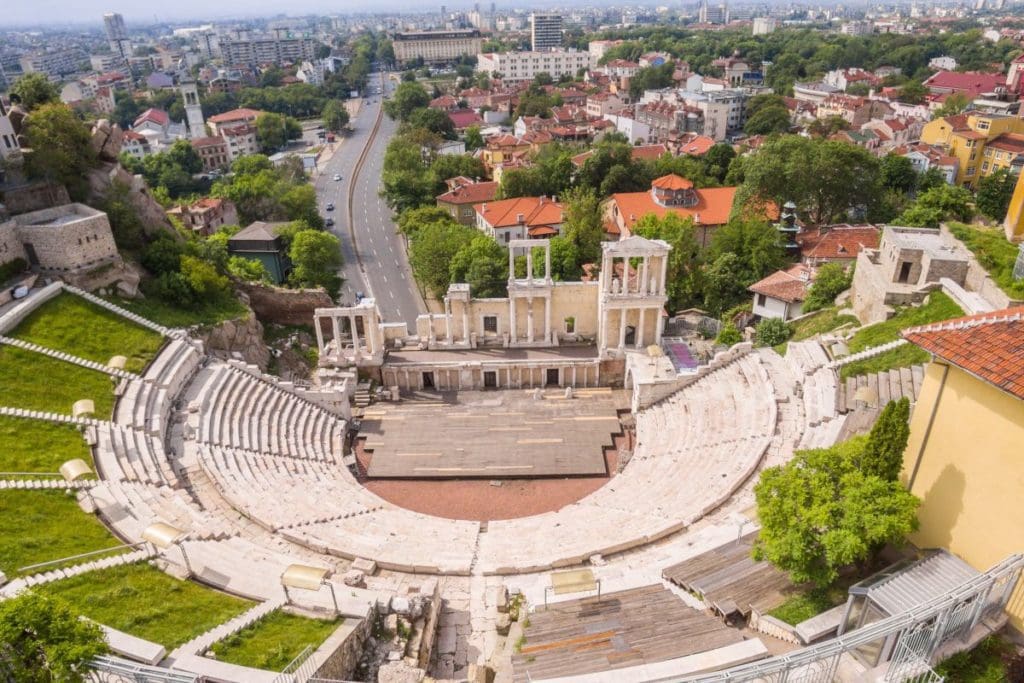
[134,108,169,127]
[985,133,1024,154]
[652,174,694,190]
[678,135,715,156]
[748,264,814,303]
[798,225,880,261]
[436,180,499,205]
[475,196,564,229]
[208,108,262,124]
[903,307,1024,400]
[610,186,739,233]
[923,70,1004,96]
[448,108,483,129]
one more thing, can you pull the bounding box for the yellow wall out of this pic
[921,115,1024,186]
[1003,170,1024,242]
[901,361,1024,630]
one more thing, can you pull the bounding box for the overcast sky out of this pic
[6,0,557,27]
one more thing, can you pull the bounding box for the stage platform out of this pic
[359,388,625,479]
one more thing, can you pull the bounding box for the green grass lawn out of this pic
[775,307,861,354]
[947,222,1024,300]
[0,415,93,476]
[935,635,1018,682]
[102,292,248,329]
[209,610,342,671]
[768,575,858,626]
[839,292,963,380]
[40,562,254,649]
[0,345,116,417]
[9,292,164,373]
[0,490,125,577]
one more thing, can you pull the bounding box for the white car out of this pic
[333,174,342,181]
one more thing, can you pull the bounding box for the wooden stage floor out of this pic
[359,388,625,478]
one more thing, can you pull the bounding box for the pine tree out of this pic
[862,397,911,482]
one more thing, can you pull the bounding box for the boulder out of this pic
[90,119,124,162]
[376,661,425,683]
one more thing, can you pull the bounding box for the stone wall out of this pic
[0,221,27,265]
[309,614,373,681]
[195,313,271,369]
[0,281,62,334]
[86,162,176,238]
[9,204,120,273]
[239,282,334,326]
[0,182,70,216]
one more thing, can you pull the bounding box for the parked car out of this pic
[326,202,335,211]
[333,173,342,181]
[325,217,335,227]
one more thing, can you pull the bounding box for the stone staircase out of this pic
[828,339,907,370]
[0,478,96,489]
[168,596,287,659]
[61,284,176,338]
[0,547,157,598]
[0,336,138,379]
[354,382,372,408]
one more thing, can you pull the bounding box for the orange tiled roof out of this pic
[749,264,815,303]
[798,225,880,260]
[986,133,1024,154]
[678,135,715,156]
[436,180,499,205]
[475,196,564,229]
[651,174,693,191]
[903,307,1024,400]
[208,108,262,123]
[610,186,739,233]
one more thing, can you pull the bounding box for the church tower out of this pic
[180,79,206,140]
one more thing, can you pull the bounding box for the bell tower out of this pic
[180,79,206,140]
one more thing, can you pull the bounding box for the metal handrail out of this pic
[90,655,198,682]
[19,542,145,573]
[662,553,1024,682]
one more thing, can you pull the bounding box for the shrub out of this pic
[0,257,29,284]
[804,263,853,312]
[755,317,791,346]
[716,322,743,346]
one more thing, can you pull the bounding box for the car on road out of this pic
[333,173,342,181]
[355,291,365,302]
[325,202,335,211]
[325,217,335,227]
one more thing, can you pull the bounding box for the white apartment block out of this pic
[392,30,483,65]
[752,17,777,35]
[219,35,317,67]
[477,50,590,83]
[19,49,87,78]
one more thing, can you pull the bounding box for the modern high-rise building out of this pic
[219,34,318,67]
[698,0,728,24]
[530,13,562,51]
[103,12,131,61]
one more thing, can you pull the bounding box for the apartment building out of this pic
[476,50,590,83]
[530,13,563,51]
[921,112,1024,187]
[19,49,87,78]
[392,30,482,65]
[220,34,317,67]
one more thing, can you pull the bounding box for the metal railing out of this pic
[89,655,198,683]
[18,542,144,574]
[662,553,1024,683]
[273,644,318,683]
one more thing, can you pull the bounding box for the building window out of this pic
[483,316,498,333]
[757,293,767,307]
[966,166,976,176]
[982,162,990,172]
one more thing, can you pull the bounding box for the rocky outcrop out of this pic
[90,119,124,162]
[196,313,271,370]
[86,162,177,238]
[239,283,334,326]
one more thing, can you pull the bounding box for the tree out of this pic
[322,100,350,132]
[22,103,97,201]
[409,221,477,297]
[897,80,928,105]
[975,168,1017,221]
[745,93,789,119]
[289,229,343,296]
[917,167,948,194]
[880,154,918,194]
[707,217,787,287]
[860,398,911,482]
[397,206,458,239]
[896,184,974,228]
[449,234,508,297]
[100,181,146,250]
[464,125,484,151]
[560,187,605,267]
[754,436,920,586]
[755,317,791,346]
[807,115,850,138]
[804,262,853,312]
[10,72,60,110]
[933,93,969,119]
[703,144,736,183]
[0,592,107,682]
[255,112,300,153]
[408,107,456,139]
[633,213,704,311]
[180,255,231,300]
[384,81,431,121]
[737,136,882,227]
[716,322,743,346]
[744,105,792,135]
[703,252,746,316]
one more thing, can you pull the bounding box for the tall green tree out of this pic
[289,229,343,297]
[975,168,1017,221]
[737,135,882,227]
[633,213,703,311]
[880,154,918,194]
[560,186,605,267]
[409,221,477,297]
[10,73,60,110]
[707,217,787,286]
[754,436,920,586]
[895,184,974,228]
[860,398,911,482]
[0,592,108,682]
[22,103,97,201]
[321,100,350,132]
[803,262,853,312]
[383,81,431,121]
[449,234,508,297]
[744,105,791,135]
[255,112,301,153]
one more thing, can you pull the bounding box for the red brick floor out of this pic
[354,433,629,521]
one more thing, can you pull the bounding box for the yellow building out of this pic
[1002,168,1024,242]
[919,112,1024,187]
[900,307,1024,630]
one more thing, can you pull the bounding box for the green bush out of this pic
[804,263,853,312]
[716,322,743,346]
[755,317,791,347]
[0,257,29,285]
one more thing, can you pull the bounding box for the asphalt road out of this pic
[313,72,424,331]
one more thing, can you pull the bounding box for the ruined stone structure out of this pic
[314,237,672,391]
[0,203,120,275]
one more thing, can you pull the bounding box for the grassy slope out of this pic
[9,292,164,373]
[947,222,1024,300]
[210,610,342,671]
[40,562,254,649]
[0,345,116,416]
[102,293,248,329]
[0,490,124,577]
[935,635,1016,682]
[775,307,860,354]
[840,292,964,380]
[0,415,93,476]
